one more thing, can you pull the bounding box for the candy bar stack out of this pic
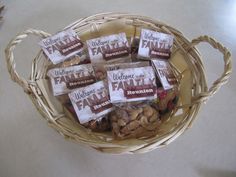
[40,27,179,139]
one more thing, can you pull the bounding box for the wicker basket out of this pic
[5,13,232,154]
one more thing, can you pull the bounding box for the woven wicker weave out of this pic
[5,13,232,154]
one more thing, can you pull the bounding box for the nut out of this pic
[120,126,130,135]
[110,104,162,139]
[141,119,161,130]
[149,112,158,122]
[136,108,143,114]
[140,116,149,125]
[132,127,145,137]
[117,119,127,126]
[116,109,129,122]
[128,109,139,121]
[110,114,117,122]
[112,122,119,134]
[127,120,140,131]
[143,105,154,117]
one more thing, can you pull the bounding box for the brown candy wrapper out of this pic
[47,64,96,96]
[151,59,178,90]
[39,29,84,64]
[93,61,150,80]
[107,66,157,103]
[86,33,131,64]
[68,81,113,124]
[138,29,174,60]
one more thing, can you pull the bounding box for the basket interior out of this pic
[29,14,207,153]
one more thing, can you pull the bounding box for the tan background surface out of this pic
[0,0,236,177]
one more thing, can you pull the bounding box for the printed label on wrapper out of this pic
[68,81,113,124]
[39,29,84,64]
[93,61,150,80]
[47,64,96,96]
[86,33,130,63]
[138,29,174,60]
[107,66,157,103]
[151,59,177,90]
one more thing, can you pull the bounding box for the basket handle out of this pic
[190,35,232,104]
[5,29,51,93]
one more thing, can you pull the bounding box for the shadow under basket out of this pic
[5,13,232,154]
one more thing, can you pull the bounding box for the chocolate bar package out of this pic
[107,66,157,103]
[93,61,150,80]
[39,29,84,64]
[68,81,113,124]
[47,64,96,96]
[86,33,131,64]
[151,59,177,90]
[138,29,174,60]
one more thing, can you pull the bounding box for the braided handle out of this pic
[5,29,51,93]
[191,35,232,103]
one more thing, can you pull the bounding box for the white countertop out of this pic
[0,0,235,177]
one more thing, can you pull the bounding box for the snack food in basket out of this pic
[47,64,96,96]
[86,32,130,64]
[39,29,84,64]
[68,81,113,124]
[64,102,111,132]
[93,61,150,80]
[110,103,161,139]
[5,13,232,154]
[154,87,179,114]
[138,29,174,60]
[151,59,178,90]
[84,116,111,132]
[107,66,157,103]
[62,48,90,67]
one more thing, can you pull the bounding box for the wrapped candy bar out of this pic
[68,81,113,124]
[151,59,178,90]
[86,33,131,64]
[107,66,157,103]
[39,29,84,64]
[138,29,174,60]
[47,64,96,96]
[93,61,150,80]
